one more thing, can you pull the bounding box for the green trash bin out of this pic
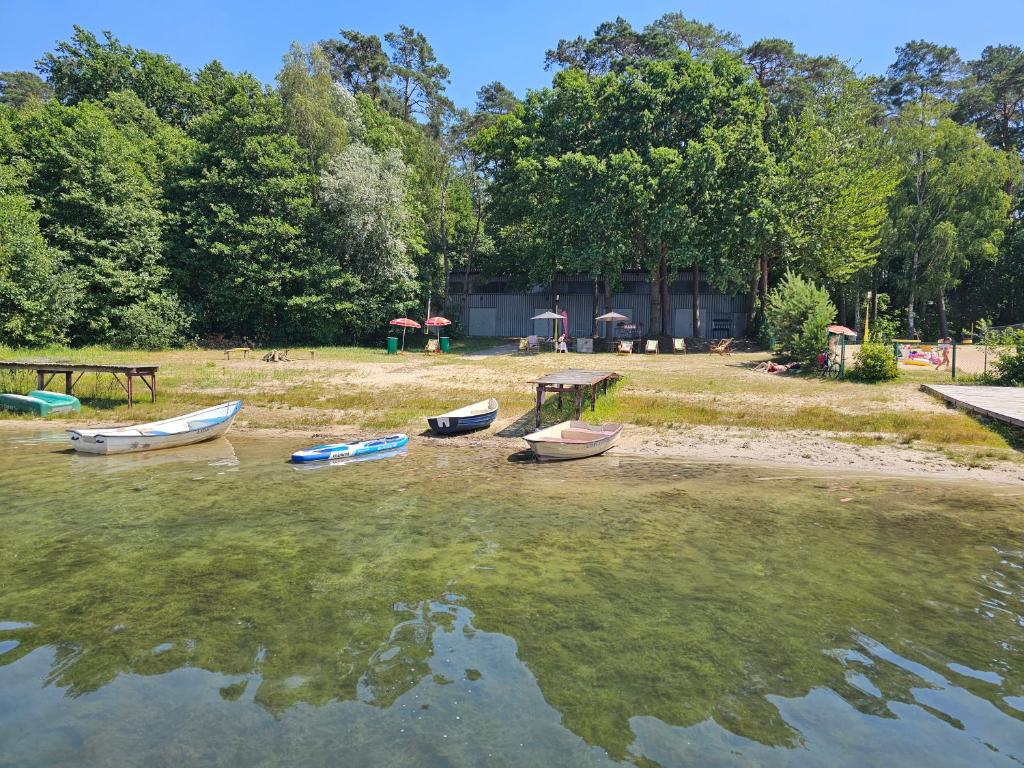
[439,336,450,353]
[387,336,398,355]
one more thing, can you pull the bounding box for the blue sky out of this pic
[2,1,1021,108]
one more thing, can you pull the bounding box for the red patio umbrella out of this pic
[425,316,452,343]
[389,317,421,351]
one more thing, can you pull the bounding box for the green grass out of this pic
[603,393,1006,446]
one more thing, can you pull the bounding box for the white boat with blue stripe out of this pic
[291,434,409,463]
[68,400,242,455]
[427,399,499,435]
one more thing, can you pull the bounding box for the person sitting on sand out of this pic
[935,337,952,370]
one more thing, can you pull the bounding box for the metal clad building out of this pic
[450,271,750,339]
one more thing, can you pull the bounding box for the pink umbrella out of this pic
[425,316,452,343]
[389,317,421,351]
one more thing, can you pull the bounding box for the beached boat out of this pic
[523,420,622,461]
[68,401,242,455]
[427,398,499,435]
[291,434,409,463]
[1,390,81,416]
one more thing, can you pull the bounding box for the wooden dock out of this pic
[0,361,159,408]
[922,384,1024,428]
[529,369,619,428]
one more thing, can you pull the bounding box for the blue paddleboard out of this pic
[290,434,409,463]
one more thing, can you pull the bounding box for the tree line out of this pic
[0,25,492,347]
[477,15,1022,341]
[0,15,1022,348]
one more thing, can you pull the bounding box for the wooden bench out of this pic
[223,347,253,359]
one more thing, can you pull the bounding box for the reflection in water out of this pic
[0,431,1023,766]
[68,436,238,475]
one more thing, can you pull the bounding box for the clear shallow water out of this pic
[1,429,1023,767]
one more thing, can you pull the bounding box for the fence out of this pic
[448,276,750,339]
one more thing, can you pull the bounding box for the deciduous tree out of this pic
[883,115,1014,336]
[18,100,171,342]
[0,71,52,109]
[37,26,198,125]
[277,43,361,171]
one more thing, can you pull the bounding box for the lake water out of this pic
[1,429,1023,767]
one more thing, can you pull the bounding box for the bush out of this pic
[109,292,192,349]
[765,271,836,364]
[848,342,899,382]
[988,329,1024,386]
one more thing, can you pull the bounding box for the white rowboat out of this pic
[68,401,242,455]
[522,420,622,461]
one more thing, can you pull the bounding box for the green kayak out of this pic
[0,390,81,416]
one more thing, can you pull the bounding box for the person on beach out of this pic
[935,337,952,370]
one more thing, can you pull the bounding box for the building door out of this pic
[673,308,711,337]
[468,307,496,337]
[673,308,692,337]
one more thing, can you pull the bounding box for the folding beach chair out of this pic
[425,338,440,353]
[710,338,733,355]
[645,339,659,354]
[672,338,686,354]
[616,340,633,355]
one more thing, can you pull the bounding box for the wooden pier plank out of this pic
[922,384,1024,428]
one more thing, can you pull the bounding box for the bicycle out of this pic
[818,349,841,379]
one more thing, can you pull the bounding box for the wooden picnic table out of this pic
[528,369,619,428]
[0,361,159,409]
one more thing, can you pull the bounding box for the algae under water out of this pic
[1,429,1023,767]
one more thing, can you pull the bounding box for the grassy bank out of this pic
[0,342,1017,463]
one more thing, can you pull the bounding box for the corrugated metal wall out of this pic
[451,274,750,339]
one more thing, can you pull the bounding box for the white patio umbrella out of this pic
[595,311,630,340]
[531,311,563,344]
